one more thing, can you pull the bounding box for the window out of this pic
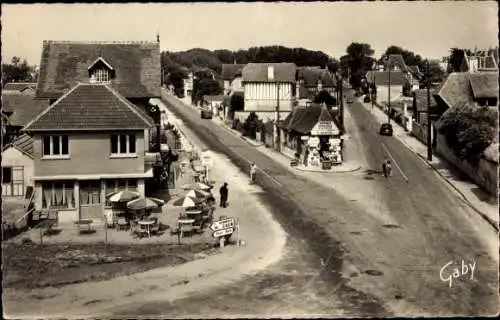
[110,134,136,155]
[42,181,75,209]
[91,68,110,83]
[104,179,139,207]
[42,135,69,157]
[2,167,12,184]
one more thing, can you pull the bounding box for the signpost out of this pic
[200,150,213,182]
[210,217,236,248]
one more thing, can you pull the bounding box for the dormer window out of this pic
[88,56,115,84]
[91,69,110,83]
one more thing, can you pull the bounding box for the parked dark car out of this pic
[364,95,371,103]
[200,107,213,119]
[379,123,393,136]
[346,97,354,104]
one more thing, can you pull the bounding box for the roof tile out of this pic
[242,63,297,82]
[24,83,155,131]
[469,72,499,99]
[221,64,245,80]
[2,94,50,126]
[36,41,160,99]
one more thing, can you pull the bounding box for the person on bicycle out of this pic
[382,159,392,177]
[250,162,257,183]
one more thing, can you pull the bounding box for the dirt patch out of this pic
[2,242,219,289]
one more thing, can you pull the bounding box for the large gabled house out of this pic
[23,83,156,223]
[21,40,161,223]
[240,63,297,121]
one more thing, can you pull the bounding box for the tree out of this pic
[420,60,446,88]
[340,43,375,89]
[2,56,32,84]
[243,112,259,139]
[381,45,424,69]
[192,78,221,105]
[229,93,244,120]
[313,90,336,105]
[437,102,497,164]
[447,48,473,73]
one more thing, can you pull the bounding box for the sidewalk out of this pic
[4,96,288,318]
[360,97,499,229]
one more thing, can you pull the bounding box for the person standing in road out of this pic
[219,182,228,208]
[250,162,257,184]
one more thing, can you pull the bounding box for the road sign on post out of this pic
[200,150,213,167]
[212,227,234,238]
[210,218,235,232]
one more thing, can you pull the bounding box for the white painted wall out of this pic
[1,147,34,197]
[244,82,294,112]
[376,85,403,103]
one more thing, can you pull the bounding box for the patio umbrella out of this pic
[127,197,165,211]
[172,196,201,208]
[185,189,210,199]
[106,190,141,203]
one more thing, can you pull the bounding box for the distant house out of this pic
[407,65,422,90]
[2,94,50,145]
[183,72,194,105]
[462,51,498,73]
[296,67,336,100]
[365,70,406,102]
[23,83,156,223]
[2,133,34,197]
[3,82,37,95]
[412,89,439,127]
[203,95,225,116]
[241,63,297,121]
[222,64,245,95]
[386,54,408,72]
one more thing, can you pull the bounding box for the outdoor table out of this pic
[138,219,155,238]
[74,219,94,233]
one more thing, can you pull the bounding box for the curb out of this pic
[294,165,363,174]
[213,119,263,148]
[361,99,499,231]
[413,151,499,231]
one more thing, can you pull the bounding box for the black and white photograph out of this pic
[1,1,499,318]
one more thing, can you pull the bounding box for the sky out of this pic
[2,2,498,66]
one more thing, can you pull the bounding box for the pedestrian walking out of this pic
[250,162,257,184]
[219,182,229,208]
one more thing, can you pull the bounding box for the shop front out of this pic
[280,103,343,170]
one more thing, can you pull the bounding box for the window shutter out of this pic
[43,136,51,155]
[111,135,118,153]
[129,134,136,153]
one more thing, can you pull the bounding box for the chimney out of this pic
[267,65,274,80]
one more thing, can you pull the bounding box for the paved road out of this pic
[156,92,497,316]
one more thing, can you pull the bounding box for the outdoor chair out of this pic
[116,218,129,231]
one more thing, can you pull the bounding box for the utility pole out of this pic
[371,72,375,110]
[387,63,391,124]
[426,60,433,162]
[339,75,344,128]
[275,82,281,152]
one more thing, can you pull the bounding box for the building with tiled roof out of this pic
[3,82,37,94]
[222,64,245,95]
[238,63,297,121]
[435,72,498,109]
[296,67,337,100]
[22,82,157,223]
[386,54,408,72]
[2,133,35,197]
[36,40,161,100]
[1,94,50,144]
[24,83,154,131]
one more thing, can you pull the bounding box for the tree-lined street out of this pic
[152,91,498,316]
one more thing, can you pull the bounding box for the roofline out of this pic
[437,73,455,109]
[23,82,84,131]
[242,80,296,83]
[22,127,152,132]
[88,57,115,71]
[43,40,159,45]
[104,84,156,127]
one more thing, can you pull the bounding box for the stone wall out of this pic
[435,133,498,196]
